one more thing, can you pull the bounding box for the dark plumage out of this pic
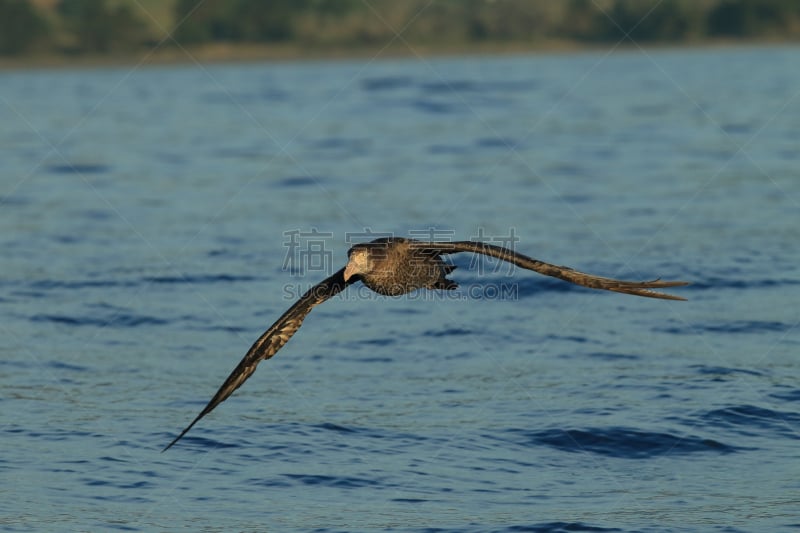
[163,237,687,451]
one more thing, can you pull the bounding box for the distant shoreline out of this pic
[0,38,796,72]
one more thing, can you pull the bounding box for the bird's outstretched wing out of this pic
[163,267,356,451]
[412,241,688,300]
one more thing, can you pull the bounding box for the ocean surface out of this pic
[1,45,799,532]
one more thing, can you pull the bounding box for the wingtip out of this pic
[162,410,207,452]
[608,284,689,300]
[657,280,690,300]
[633,279,690,300]
[161,431,185,453]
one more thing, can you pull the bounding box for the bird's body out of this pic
[163,237,688,451]
[345,237,457,295]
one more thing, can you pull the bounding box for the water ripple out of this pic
[24,273,256,292]
[501,524,623,533]
[46,163,111,174]
[501,427,737,458]
[687,277,800,291]
[702,405,800,438]
[143,273,256,284]
[423,327,473,338]
[276,176,326,187]
[360,75,415,91]
[690,365,764,378]
[771,389,800,402]
[283,473,382,489]
[414,99,456,114]
[30,312,168,328]
[28,278,138,290]
[656,319,794,335]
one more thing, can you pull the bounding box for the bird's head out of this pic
[344,246,372,282]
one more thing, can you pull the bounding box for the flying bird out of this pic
[163,237,687,451]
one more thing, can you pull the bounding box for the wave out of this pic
[360,75,415,92]
[31,312,169,328]
[656,319,794,335]
[21,273,257,293]
[276,175,326,187]
[771,389,800,402]
[683,276,800,291]
[701,405,800,439]
[46,163,111,174]
[498,523,622,533]
[500,427,737,458]
[282,473,381,489]
[690,365,764,377]
[142,273,256,284]
[27,279,138,290]
[419,78,539,94]
[422,327,473,338]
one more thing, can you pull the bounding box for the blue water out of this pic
[1,45,799,531]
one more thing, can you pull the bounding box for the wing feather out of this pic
[163,267,354,451]
[412,241,688,301]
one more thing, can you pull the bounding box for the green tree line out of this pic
[2,0,799,57]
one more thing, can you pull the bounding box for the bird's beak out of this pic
[343,261,357,282]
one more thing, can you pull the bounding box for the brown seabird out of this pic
[163,237,687,451]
